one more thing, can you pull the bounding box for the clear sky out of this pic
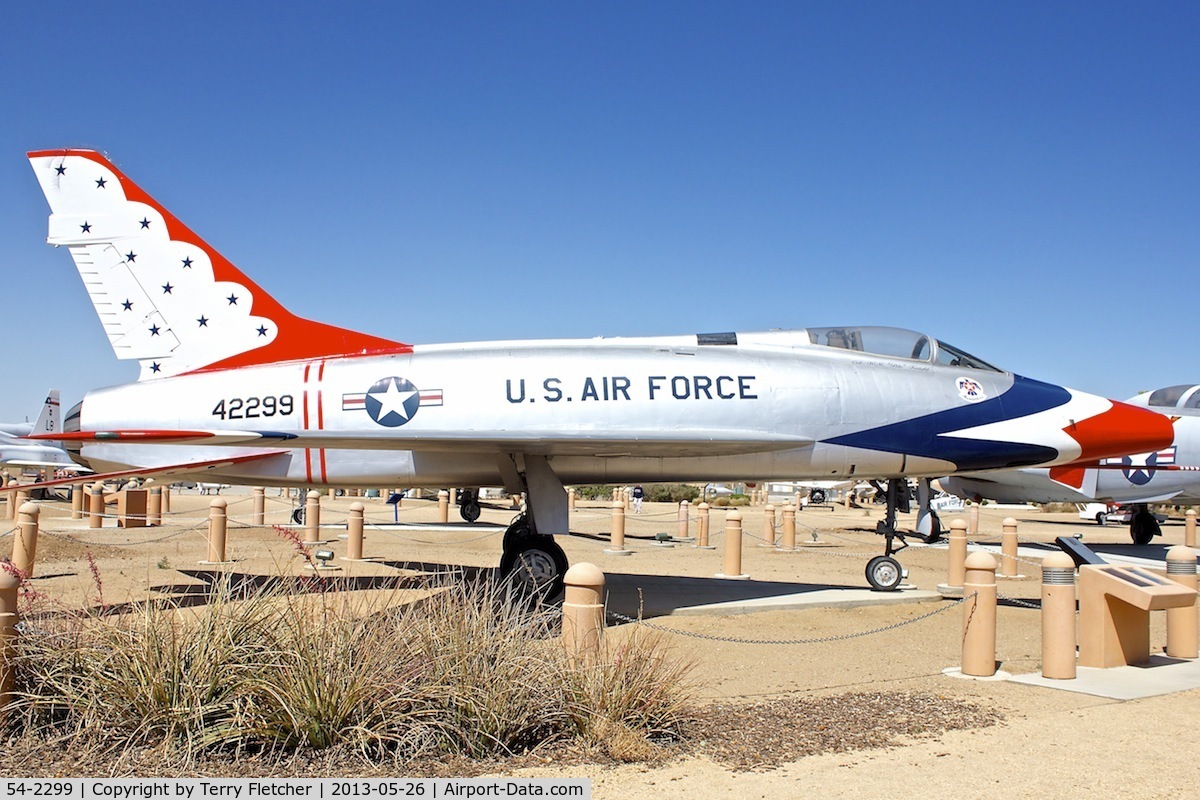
[0,1,1196,422]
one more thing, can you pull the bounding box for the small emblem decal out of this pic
[343,377,443,428]
[956,377,987,403]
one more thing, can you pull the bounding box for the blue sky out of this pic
[0,2,1196,421]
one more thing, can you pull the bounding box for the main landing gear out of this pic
[865,478,942,592]
[1129,503,1162,546]
[496,455,570,601]
[457,488,482,523]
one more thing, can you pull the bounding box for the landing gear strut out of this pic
[496,455,570,601]
[865,478,920,592]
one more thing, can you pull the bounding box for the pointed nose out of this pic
[1065,399,1174,461]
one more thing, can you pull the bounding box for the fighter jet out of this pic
[22,149,1174,594]
[0,389,79,470]
[943,384,1200,545]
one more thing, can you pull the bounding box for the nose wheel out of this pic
[865,555,904,591]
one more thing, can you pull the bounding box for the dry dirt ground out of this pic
[3,489,1198,798]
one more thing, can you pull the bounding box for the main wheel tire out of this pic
[503,518,533,551]
[809,489,827,505]
[291,507,305,524]
[921,512,943,544]
[865,555,903,591]
[1096,512,1107,526]
[1130,512,1159,545]
[461,501,482,523]
[500,536,568,599]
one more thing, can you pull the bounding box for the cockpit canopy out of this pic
[1144,384,1200,409]
[803,326,1001,372]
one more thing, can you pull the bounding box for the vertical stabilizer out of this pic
[28,149,409,380]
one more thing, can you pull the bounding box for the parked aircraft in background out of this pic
[0,390,82,471]
[20,149,1176,594]
[943,384,1200,545]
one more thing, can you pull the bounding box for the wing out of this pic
[0,450,289,493]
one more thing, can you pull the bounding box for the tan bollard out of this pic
[12,503,40,578]
[623,488,631,511]
[1165,545,1198,659]
[678,500,690,540]
[716,510,749,579]
[13,489,29,515]
[345,501,366,561]
[203,498,229,564]
[780,504,796,551]
[304,490,322,543]
[843,490,851,510]
[695,502,713,549]
[3,481,14,520]
[562,562,606,662]
[162,485,171,513]
[606,501,630,555]
[1041,552,1078,680]
[568,487,576,512]
[968,503,980,538]
[1186,509,1196,549]
[611,487,619,503]
[71,482,85,520]
[939,519,968,597]
[253,487,266,526]
[760,504,776,547]
[89,482,105,529]
[148,486,162,526]
[0,570,19,714]
[437,490,450,523]
[999,517,1021,578]
[962,552,999,677]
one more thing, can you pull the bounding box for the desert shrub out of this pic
[644,484,701,504]
[573,485,615,500]
[9,573,692,763]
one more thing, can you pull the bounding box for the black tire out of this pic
[500,535,568,599]
[865,555,903,591]
[503,517,534,551]
[460,501,482,523]
[1130,512,1159,545]
[921,512,943,544]
[291,507,305,524]
[809,489,827,505]
[1096,512,1107,526]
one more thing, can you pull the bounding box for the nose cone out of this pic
[1065,399,1175,461]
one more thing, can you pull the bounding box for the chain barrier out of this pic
[605,594,972,645]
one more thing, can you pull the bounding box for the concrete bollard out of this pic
[962,552,998,677]
[562,562,606,662]
[0,570,19,714]
[13,489,29,516]
[605,501,631,555]
[1165,545,1198,659]
[162,485,171,513]
[345,501,366,560]
[71,482,85,519]
[695,502,713,549]
[437,490,449,523]
[968,503,980,537]
[3,481,14,520]
[253,487,266,526]
[678,500,690,540]
[148,486,162,526]
[761,504,776,547]
[568,487,576,512]
[1186,509,1196,549]
[939,519,968,597]
[780,504,796,551]
[89,482,105,529]
[304,490,322,543]
[999,517,1021,578]
[1041,552,1078,680]
[611,487,619,503]
[13,503,40,578]
[623,488,631,511]
[716,510,749,579]
[204,498,229,564]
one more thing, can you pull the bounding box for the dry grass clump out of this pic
[7,575,692,765]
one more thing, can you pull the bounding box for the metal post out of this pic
[1165,545,1198,659]
[562,563,605,662]
[716,510,749,579]
[962,552,998,677]
[13,503,40,578]
[1041,552,1077,680]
